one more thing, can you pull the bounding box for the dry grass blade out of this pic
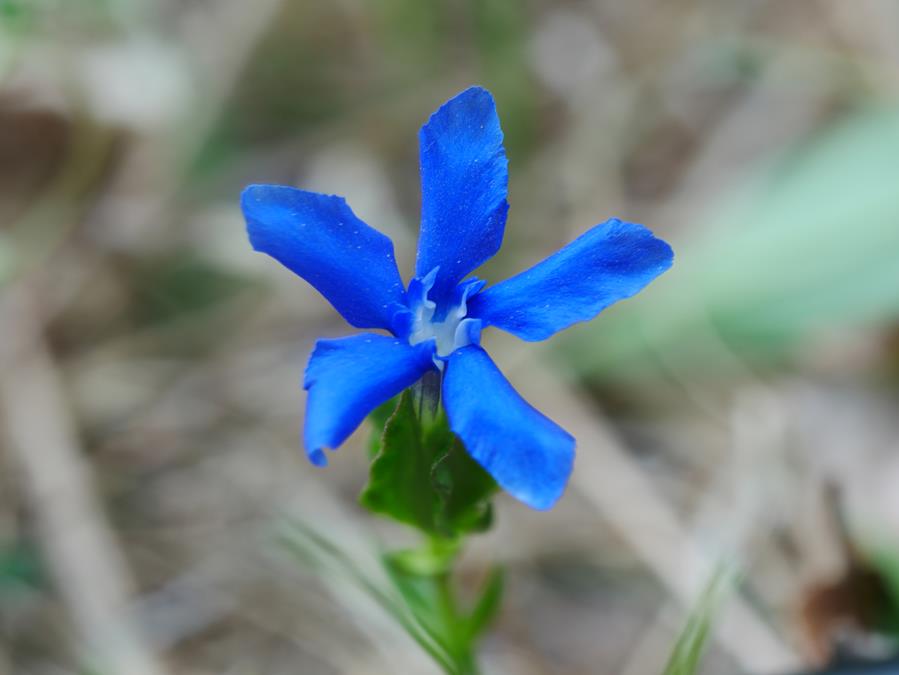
[0,287,168,675]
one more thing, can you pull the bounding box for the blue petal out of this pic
[468,219,673,341]
[303,333,436,465]
[442,346,574,510]
[242,185,406,330]
[416,87,509,303]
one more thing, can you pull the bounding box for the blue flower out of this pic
[241,87,673,510]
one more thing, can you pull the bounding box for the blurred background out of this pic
[3,1,899,673]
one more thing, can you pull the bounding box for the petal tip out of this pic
[240,182,266,204]
[308,447,328,467]
[421,86,500,141]
[454,85,495,105]
[440,84,496,109]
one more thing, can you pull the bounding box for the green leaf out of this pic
[361,391,441,532]
[465,567,504,641]
[430,431,496,535]
[367,395,399,459]
[662,566,734,675]
[360,390,497,538]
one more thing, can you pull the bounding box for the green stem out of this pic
[411,369,441,423]
[434,566,479,675]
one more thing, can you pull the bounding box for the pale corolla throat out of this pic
[406,267,484,360]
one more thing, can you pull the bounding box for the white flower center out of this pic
[406,270,482,359]
[409,297,469,357]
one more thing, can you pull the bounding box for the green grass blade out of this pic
[279,520,457,673]
[662,566,735,675]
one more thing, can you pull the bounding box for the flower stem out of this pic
[412,369,441,423]
[434,563,479,675]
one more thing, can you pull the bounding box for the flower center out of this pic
[408,296,468,357]
[406,268,483,359]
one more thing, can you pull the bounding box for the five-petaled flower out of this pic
[241,87,673,510]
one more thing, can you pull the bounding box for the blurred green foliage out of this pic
[867,546,899,638]
[567,105,899,380]
[131,252,253,328]
[0,0,28,22]
[194,0,538,182]
[0,541,42,591]
[469,0,537,156]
